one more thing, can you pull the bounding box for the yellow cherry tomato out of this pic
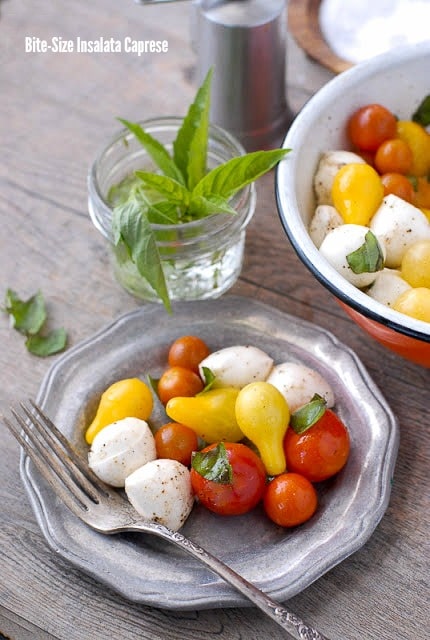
[401,240,430,288]
[396,120,430,177]
[421,208,430,222]
[393,287,430,323]
[332,163,384,225]
[235,381,290,476]
[85,378,153,444]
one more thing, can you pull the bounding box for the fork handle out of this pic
[128,522,330,640]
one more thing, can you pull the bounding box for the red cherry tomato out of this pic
[357,150,375,167]
[374,138,413,175]
[168,335,211,374]
[347,104,397,152]
[157,366,204,405]
[263,473,318,527]
[190,442,266,516]
[283,409,350,483]
[154,422,199,466]
[380,172,415,203]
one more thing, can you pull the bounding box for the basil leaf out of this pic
[144,200,180,225]
[132,190,180,224]
[199,366,216,393]
[4,289,47,335]
[188,194,237,218]
[290,394,327,434]
[25,328,67,357]
[117,118,185,184]
[346,230,385,274]
[135,171,190,210]
[412,94,430,127]
[3,289,68,357]
[173,68,213,191]
[147,374,159,395]
[111,72,293,311]
[408,175,419,192]
[191,442,233,484]
[192,148,290,200]
[108,173,142,207]
[112,198,171,312]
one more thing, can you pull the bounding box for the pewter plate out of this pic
[20,296,399,610]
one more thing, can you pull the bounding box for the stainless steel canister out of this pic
[191,0,291,150]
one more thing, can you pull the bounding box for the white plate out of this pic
[21,296,399,610]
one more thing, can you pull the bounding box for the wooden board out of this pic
[288,0,353,74]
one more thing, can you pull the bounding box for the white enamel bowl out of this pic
[276,43,430,367]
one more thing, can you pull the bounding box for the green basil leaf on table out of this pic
[4,288,46,335]
[25,327,67,357]
[3,289,68,356]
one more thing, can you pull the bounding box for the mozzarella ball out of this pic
[309,204,344,248]
[199,345,273,389]
[88,417,156,487]
[266,362,335,413]
[313,150,366,205]
[370,194,430,268]
[367,268,412,307]
[125,459,194,532]
[319,224,386,288]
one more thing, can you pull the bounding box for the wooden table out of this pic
[1,2,428,639]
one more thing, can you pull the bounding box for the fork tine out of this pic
[25,400,109,498]
[13,402,102,505]
[3,410,89,516]
[11,402,105,503]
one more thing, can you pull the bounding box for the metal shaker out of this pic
[191,0,291,150]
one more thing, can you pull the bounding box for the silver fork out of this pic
[3,401,331,640]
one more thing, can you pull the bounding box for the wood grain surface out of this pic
[288,0,353,73]
[0,2,428,640]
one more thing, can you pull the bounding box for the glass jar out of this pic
[88,117,256,303]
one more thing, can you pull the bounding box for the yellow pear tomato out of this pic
[235,381,290,476]
[85,378,153,444]
[165,387,243,443]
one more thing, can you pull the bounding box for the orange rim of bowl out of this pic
[339,302,430,367]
